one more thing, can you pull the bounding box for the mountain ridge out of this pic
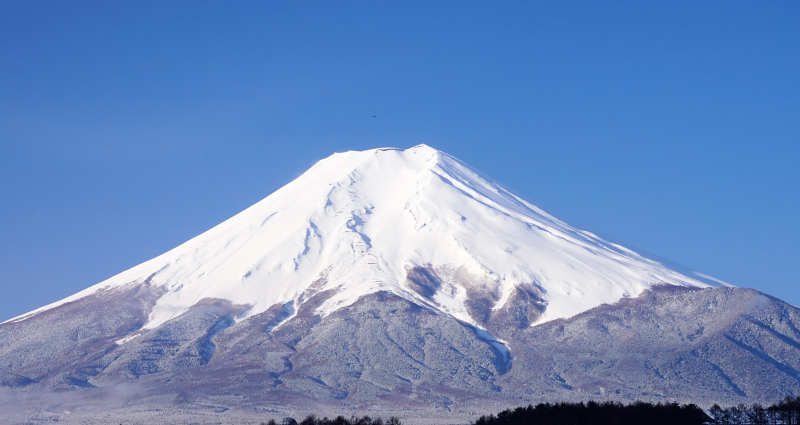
[1,145,798,423]
[4,145,717,335]
[7,145,720,336]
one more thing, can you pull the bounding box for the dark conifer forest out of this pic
[472,401,709,425]
[261,416,402,425]
[261,396,800,425]
[471,396,800,425]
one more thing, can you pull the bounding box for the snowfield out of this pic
[4,144,722,335]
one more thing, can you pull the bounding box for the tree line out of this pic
[262,416,402,425]
[708,396,800,425]
[260,396,800,425]
[472,396,800,425]
[473,401,708,425]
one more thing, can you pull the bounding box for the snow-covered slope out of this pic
[5,144,718,332]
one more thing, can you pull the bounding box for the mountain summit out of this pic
[8,145,707,332]
[2,145,798,424]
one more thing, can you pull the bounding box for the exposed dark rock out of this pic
[406,266,441,299]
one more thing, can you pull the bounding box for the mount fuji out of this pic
[2,145,799,423]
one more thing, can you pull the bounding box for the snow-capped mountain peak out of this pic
[6,145,716,334]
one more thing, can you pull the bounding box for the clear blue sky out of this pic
[1,2,798,320]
